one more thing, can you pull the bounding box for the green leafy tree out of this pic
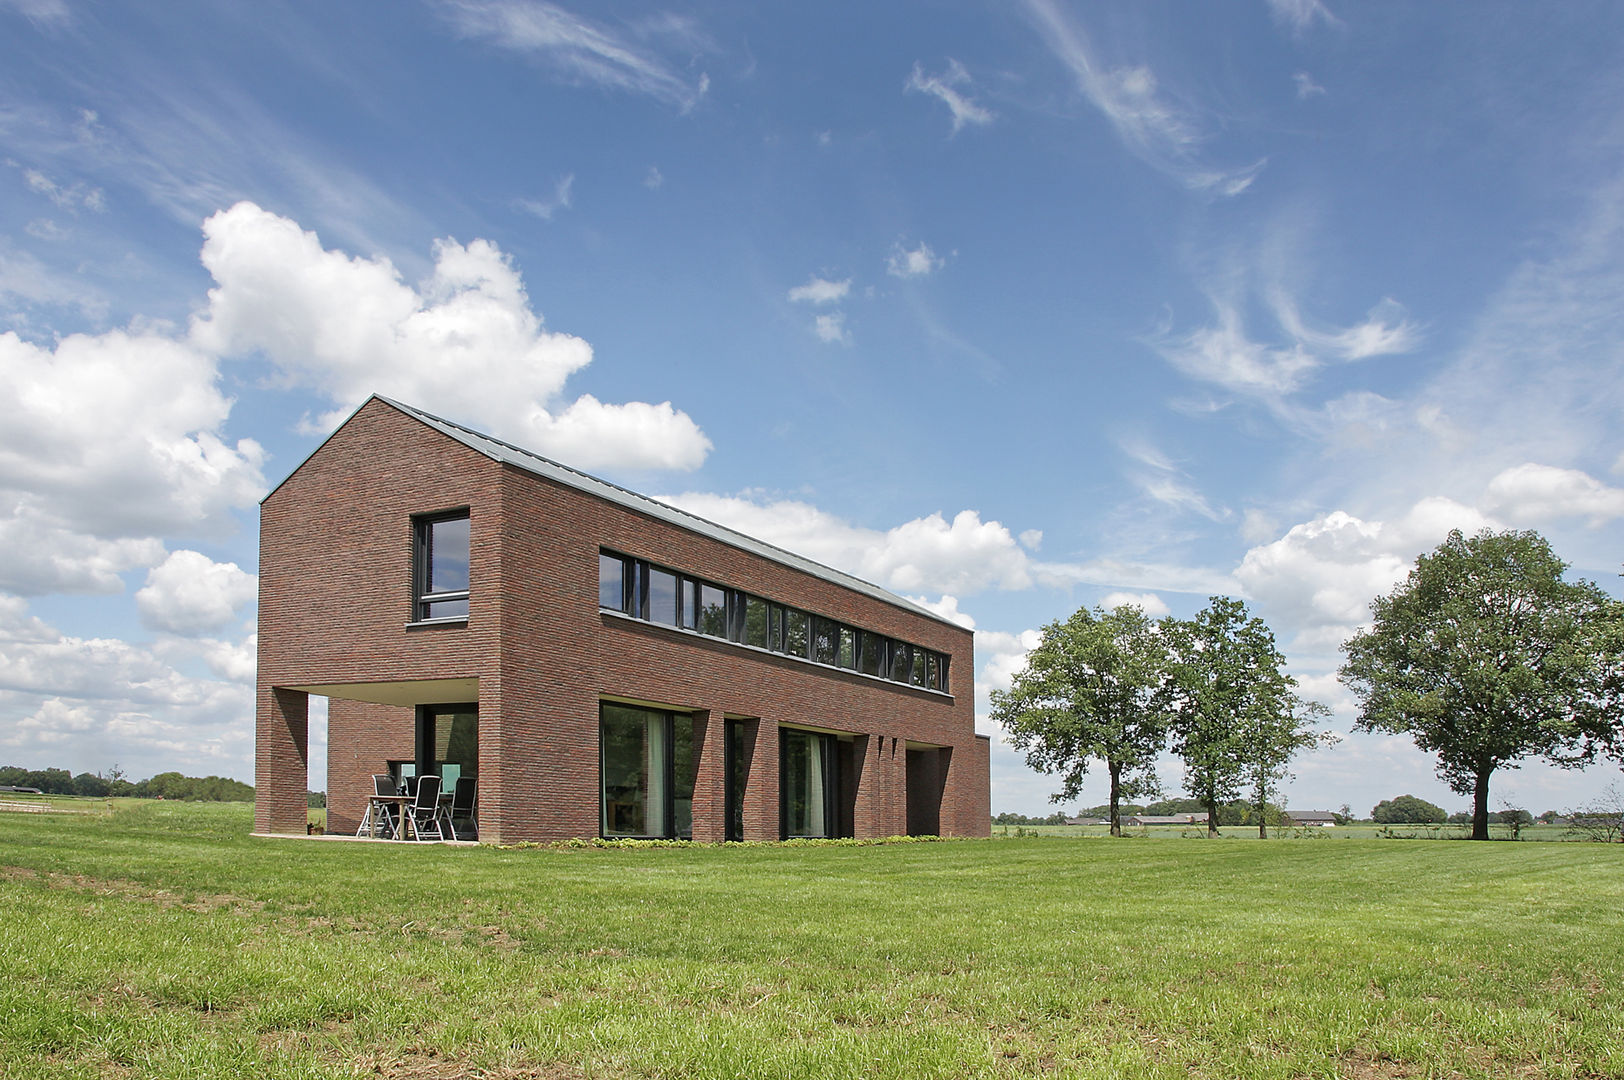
[1340,529,1624,840]
[1371,794,1447,824]
[990,605,1174,836]
[1165,597,1330,838]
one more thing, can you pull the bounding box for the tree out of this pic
[1371,794,1447,824]
[1340,529,1624,840]
[1164,597,1330,838]
[990,604,1173,836]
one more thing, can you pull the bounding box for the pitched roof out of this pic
[288,395,963,629]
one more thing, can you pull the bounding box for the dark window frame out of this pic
[413,509,471,622]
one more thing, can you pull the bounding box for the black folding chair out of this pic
[449,777,477,840]
[357,774,400,838]
[406,774,445,841]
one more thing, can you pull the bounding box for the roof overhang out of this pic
[286,678,478,707]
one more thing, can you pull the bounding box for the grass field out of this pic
[2,801,1621,1079]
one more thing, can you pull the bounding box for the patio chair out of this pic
[449,776,477,840]
[357,774,400,838]
[406,774,445,841]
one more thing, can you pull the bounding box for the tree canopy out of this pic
[1371,794,1448,824]
[1165,597,1329,838]
[1340,529,1624,840]
[990,604,1173,836]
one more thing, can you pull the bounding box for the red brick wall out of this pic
[256,397,989,841]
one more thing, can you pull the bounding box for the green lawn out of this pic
[2,802,1620,1079]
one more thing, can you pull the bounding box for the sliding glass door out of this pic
[780,728,836,838]
[600,702,695,838]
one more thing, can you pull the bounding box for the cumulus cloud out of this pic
[0,594,257,777]
[1099,591,1171,618]
[189,201,710,472]
[437,0,711,111]
[1023,0,1264,196]
[886,241,945,279]
[1483,463,1624,526]
[977,628,1043,697]
[904,59,994,134]
[907,593,977,629]
[0,516,164,596]
[0,328,267,541]
[787,276,850,305]
[135,550,257,636]
[1235,497,1494,651]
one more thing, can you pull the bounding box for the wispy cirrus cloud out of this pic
[1022,0,1265,196]
[905,59,994,135]
[786,275,850,305]
[515,173,574,220]
[438,0,711,111]
[1267,0,1341,36]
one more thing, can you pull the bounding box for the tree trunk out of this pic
[1206,799,1219,838]
[1258,813,1267,840]
[1471,771,1492,840]
[1108,761,1122,838]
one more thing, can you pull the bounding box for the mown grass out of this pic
[1,802,1620,1079]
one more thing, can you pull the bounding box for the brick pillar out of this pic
[255,686,308,835]
[942,734,992,837]
[742,720,778,840]
[855,734,907,839]
[688,711,724,842]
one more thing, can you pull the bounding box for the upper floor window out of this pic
[415,511,470,620]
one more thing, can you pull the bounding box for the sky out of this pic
[2,0,1622,819]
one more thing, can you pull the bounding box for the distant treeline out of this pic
[0,765,254,802]
[995,798,1325,827]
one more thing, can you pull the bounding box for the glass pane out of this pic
[425,597,469,619]
[838,627,855,669]
[427,516,470,593]
[889,642,911,682]
[811,617,838,665]
[647,567,678,625]
[782,730,829,838]
[911,649,927,686]
[937,654,949,692]
[672,715,696,839]
[786,610,809,657]
[858,631,883,676]
[726,591,745,642]
[598,553,625,610]
[926,653,940,691]
[645,713,668,837]
[680,579,698,629]
[698,583,728,637]
[727,721,746,841]
[602,704,657,836]
[768,605,784,651]
[744,596,768,648]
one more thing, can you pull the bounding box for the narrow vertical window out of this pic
[837,626,855,669]
[768,604,785,652]
[680,579,698,629]
[647,567,678,626]
[858,631,884,676]
[911,649,927,687]
[786,609,809,657]
[598,552,627,611]
[697,583,728,637]
[415,512,470,620]
[889,642,911,683]
[744,595,769,648]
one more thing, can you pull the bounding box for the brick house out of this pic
[254,396,990,843]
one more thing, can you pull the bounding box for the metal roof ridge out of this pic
[372,395,963,630]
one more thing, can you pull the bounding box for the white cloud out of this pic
[437,0,711,111]
[977,628,1043,696]
[787,276,850,305]
[1099,591,1171,618]
[0,596,257,777]
[0,327,267,540]
[22,167,105,212]
[135,550,257,636]
[1484,463,1624,526]
[812,312,850,345]
[189,201,710,472]
[1293,71,1326,99]
[907,593,976,629]
[0,516,163,596]
[1018,529,1043,551]
[515,173,574,220]
[1234,497,1494,651]
[643,165,663,189]
[0,0,69,24]
[1271,295,1421,362]
[886,241,945,279]
[904,59,994,134]
[1022,0,1263,196]
[1267,0,1341,35]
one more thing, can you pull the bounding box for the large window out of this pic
[598,548,953,694]
[415,512,470,620]
[781,728,836,838]
[600,703,696,838]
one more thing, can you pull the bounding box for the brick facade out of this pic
[256,397,991,842]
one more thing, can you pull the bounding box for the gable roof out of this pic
[272,395,962,630]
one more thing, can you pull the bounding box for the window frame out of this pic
[413,509,471,622]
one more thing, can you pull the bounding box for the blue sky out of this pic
[2,0,1621,817]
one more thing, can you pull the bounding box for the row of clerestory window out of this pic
[598,549,951,693]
